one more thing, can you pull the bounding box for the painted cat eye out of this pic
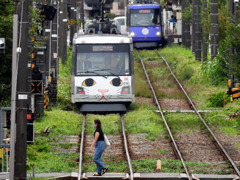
[82,78,96,87]
[110,78,123,87]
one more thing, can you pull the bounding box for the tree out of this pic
[0,0,14,105]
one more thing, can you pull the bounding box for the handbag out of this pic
[104,134,111,146]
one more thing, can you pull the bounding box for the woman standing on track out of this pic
[90,119,108,176]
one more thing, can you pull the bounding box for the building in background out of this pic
[110,0,126,16]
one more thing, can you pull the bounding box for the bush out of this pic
[207,91,225,107]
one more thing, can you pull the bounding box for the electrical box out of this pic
[27,123,34,143]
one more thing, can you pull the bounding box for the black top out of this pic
[94,128,104,141]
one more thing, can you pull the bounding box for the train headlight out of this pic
[121,86,130,94]
[129,32,135,37]
[156,31,161,36]
[77,87,85,94]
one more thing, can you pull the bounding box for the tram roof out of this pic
[74,34,132,44]
[128,4,161,9]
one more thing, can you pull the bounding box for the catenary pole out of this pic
[182,0,191,48]
[194,0,202,61]
[80,0,84,29]
[202,0,208,61]
[210,0,218,59]
[59,0,68,63]
[14,0,31,178]
[9,11,19,180]
[49,0,58,104]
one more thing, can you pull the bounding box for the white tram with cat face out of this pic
[71,34,134,113]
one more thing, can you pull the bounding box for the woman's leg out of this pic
[93,141,106,173]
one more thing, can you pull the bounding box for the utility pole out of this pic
[210,0,218,59]
[9,9,19,180]
[59,0,68,63]
[191,0,196,53]
[202,0,208,61]
[69,0,77,45]
[193,0,202,61]
[13,0,31,178]
[80,0,84,29]
[182,0,191,48]
[49,0,59,104]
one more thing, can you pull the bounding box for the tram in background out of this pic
[127,0,164,48]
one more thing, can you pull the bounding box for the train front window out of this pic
[130,9,160,27]
[76,44,131,76]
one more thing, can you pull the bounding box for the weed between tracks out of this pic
[27,109,82,173]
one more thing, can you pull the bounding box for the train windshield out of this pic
[130,8,160,27]
[76,44,131,76]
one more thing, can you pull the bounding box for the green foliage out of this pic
[202,57,228,85]
[182,4,192,23]
[0,0,14,104]
[105,13,116,19]
[207,91,225,107]
[57,47,74,110]
[29,6,44,41]
[202,4,240,84]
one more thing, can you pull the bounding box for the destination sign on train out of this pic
[139,10,151,13]
[93,46,113,51]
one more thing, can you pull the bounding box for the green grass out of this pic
[125,109,165,141]
[203,100,240,135]
[27,150,78,173]
[134,62,153,98]
[27,109,83,173]
[84,158,230,174]
[165,113,201,133]
[131,158,219,173]
[83,161,128,173]
[35,109,83,137]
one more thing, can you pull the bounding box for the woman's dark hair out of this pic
[94,119,102,129]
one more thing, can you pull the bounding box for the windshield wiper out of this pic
[94,69,120,78]
[81,70,107,79]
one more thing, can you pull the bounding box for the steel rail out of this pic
[120,114,134,180]
[157,50,240,177]
[78,115,86,180]
[137,51,192,180]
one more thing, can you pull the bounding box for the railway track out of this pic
[77,114,133,180]
[137,50,240,179]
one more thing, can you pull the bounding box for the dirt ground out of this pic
[135,97,155,107]
[160,98,191,110]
